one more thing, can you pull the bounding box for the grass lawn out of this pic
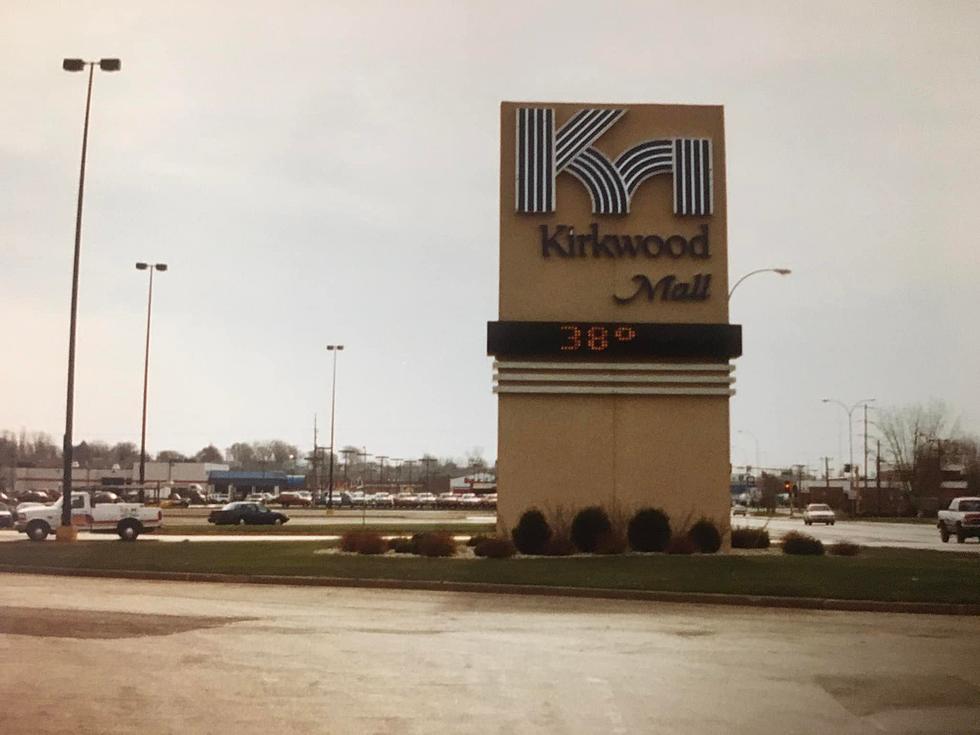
[0,541,977,604]
[156,522,496,536]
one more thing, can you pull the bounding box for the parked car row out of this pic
[1,487,498,514]
[327,491,497,510]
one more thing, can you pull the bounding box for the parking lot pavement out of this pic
[732,514,980,552]
[1,574,978,735]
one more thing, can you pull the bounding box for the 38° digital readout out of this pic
[486,321,742,360]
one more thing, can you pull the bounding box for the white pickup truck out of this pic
[937,497,980,544]
[15,491,162,542]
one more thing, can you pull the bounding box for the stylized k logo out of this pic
[515,108,712,217]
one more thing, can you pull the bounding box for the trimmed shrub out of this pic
[571,506,612,553]
[387,537,415,554]
[339,530,363,552]
[627,508,672,552]
[543,536,576,556]
[340,530,385,554]
[829,540,860,556]
[731,527,770,549]
[688,519,722,553]
[665,535,696,555]
[512,509,552,555]
[414,531,457,558]
[355,533,387,555]
[782,531,824,555]
[466,534,493,548]
[594,531,628,555]
[474,536,517,559]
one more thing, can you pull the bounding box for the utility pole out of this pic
[420,456,436,492]
[862,404,869,484]
[311,413,320,502]
[876,439,882,515]
[356,448,369,486]
[341,448,357,486]
[375,455,388,487]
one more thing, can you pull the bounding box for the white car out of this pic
[937,497,980,543]
[803,503,836,526]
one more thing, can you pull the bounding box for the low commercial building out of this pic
[131,461,229,489]
[11,461,228,496]
[12,466,132,494]
[208,470,290,500]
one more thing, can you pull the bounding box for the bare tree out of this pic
[109,442,140,467]
[156,450,188,463]
[194,444,224,463]
[877,399,959,499]
[227,442,256,469]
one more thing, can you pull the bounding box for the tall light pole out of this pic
[59,57,122,539]
[821,397,875,484]
[728,268,791,300]
[135,262,167,500]
[325,344,344,508]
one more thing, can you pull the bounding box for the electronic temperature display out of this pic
[487,321,742,360]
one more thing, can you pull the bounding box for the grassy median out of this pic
[0,541,978,604]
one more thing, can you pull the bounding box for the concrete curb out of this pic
[1,564,978,616]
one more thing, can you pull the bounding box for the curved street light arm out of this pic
[728,268,791,300]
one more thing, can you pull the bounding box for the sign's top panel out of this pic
[499,102,728,324]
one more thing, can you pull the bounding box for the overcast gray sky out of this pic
[1,1,977,472]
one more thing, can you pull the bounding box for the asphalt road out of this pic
[160,507,496,527]
[733,514,980,552]
[1,574,978,734]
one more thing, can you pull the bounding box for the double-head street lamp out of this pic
[136,262,168,499]
[728,268,791,300]
[821,398,875,481]
[59,57,121,537]
[325,344,344,508]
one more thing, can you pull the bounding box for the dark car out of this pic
[92,491,123,505]
[17,490,55,504]
[0,503,14,529]
[207,502,289,526]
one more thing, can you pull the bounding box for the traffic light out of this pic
[783,481,792,493]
